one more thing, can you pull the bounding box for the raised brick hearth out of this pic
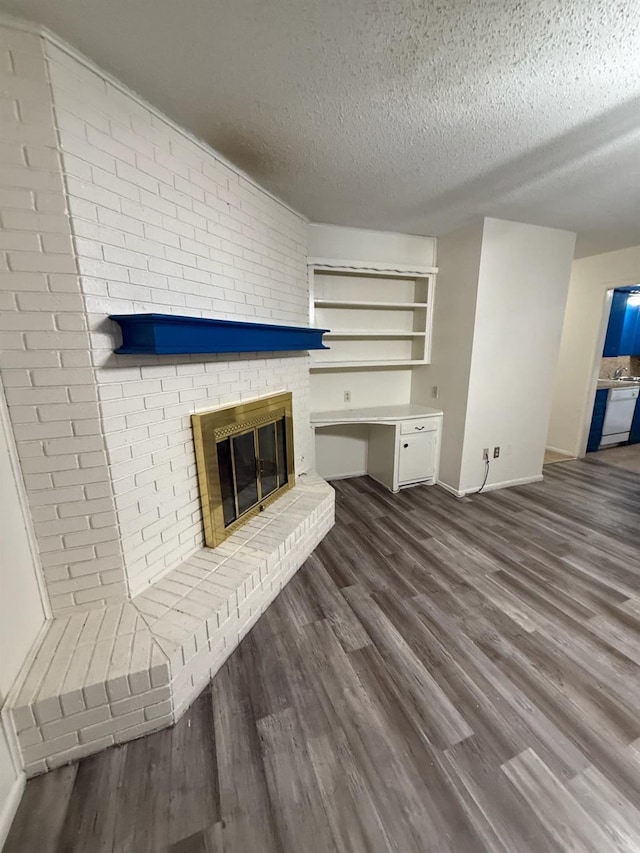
[9,473,334,776]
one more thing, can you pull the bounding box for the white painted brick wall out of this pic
[0,26,127,614]
[43,40,312,596]
[1,22,313,612]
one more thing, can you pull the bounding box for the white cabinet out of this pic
[398,432,438,486]
[309,263,436,370]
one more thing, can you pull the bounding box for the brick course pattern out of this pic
[9,473,334,776]
[0,26,128,613]
[1,24,314,611]
[1,20,333,777]
[46,38,314,598]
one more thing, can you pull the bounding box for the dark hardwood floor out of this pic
[6,458,640,853]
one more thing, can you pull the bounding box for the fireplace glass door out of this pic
[215,417,289,528]
[192,393,295,547]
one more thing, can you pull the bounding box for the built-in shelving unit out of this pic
[309,261,436,371]
[307,225,438,481]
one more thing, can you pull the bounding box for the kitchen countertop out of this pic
[597,379,640,390]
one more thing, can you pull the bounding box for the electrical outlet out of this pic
[493,446,500,458]
[344,390,351,403]
[432,385,439,399]
[483,448,489,461]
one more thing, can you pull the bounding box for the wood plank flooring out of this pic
[5,458,640,853]
[587,444,640,474]
[543,448,576,465]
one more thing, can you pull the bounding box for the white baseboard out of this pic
[437,474,543,498]
[436,479,465,497]
[323,470,367,481]
[545,445,575,457]
[473,474,543,494]
[0,771,25,850]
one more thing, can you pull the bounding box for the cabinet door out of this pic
[630,395,640,444]
[603,291,628,356]
[398,433,436,484]
[632,300,640,356]
[620,299,640,355]
[587,388,608,452]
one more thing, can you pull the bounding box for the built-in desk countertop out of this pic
[310,403,443,426]
[311,404,443,492]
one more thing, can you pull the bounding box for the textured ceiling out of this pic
[3,0,640,257]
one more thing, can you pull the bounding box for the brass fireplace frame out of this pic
[192,392,295,548]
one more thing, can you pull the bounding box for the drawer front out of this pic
[400,418,438,435]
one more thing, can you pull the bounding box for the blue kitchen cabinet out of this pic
[603,292,626,356]
[630,394,640,445]
[621,299,640,355]
[603,291,640,356]
[587,388,609,452]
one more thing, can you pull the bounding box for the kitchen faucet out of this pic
[613,366,629,379]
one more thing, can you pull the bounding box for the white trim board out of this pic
[437,474,544,498]
[0,704,31,851]
[308,258,438,276]
[436,479,467,498]
[0,379,51,621]
[323,470,367,481]
[545,445,576,457]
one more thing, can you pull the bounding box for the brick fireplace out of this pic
[0,21,334,776]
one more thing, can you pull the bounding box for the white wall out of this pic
[308,223,436,267]
[413,218,575,495]
[311,369,413,412]
[0,374,47,847]
[0,726,20,848]
[547,245,640,456]
[458,218,576,492]
[411,220,484,488]
[314,424,369,479]
[0,382,46,698]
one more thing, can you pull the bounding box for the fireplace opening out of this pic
[192,393,295,547]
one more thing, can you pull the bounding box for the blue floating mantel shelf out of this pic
[110,313,330,355]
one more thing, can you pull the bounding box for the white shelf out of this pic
[310,360,428,370]
[310,264,435,371]
[324,330,427,338]
[314,300,428,309]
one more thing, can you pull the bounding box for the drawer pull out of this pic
[414,425,425,430]
[403,443,409,448]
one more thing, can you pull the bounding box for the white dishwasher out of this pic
[600,386,639,446]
